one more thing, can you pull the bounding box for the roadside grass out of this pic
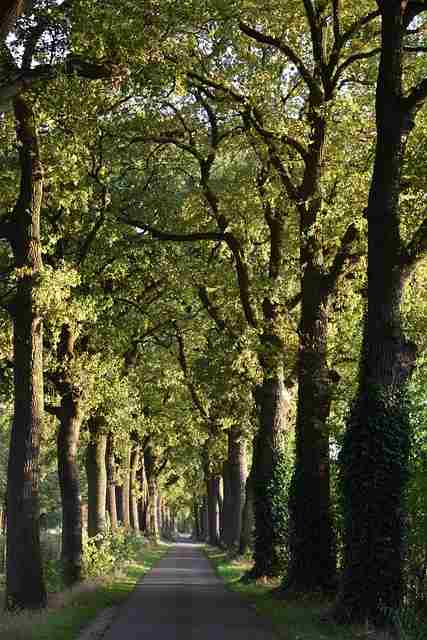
[0,542,167,640]
[204,547,363,640]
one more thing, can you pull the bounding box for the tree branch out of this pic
[224,232,258,328]
[401,217,427,278]
[0,55,122,111]
[333,47,381,85]
[175,326,210,423]
[340,10,381,47]
[238,20,320,99]
[45,404,61,419]
[402,76,427,112]
[323,222,359,295]
[197,286,227,333]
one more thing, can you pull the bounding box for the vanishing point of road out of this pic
[102,542,278,639]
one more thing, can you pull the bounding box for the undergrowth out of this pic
[0,535,166,640]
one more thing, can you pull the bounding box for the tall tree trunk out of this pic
[129,446,140,533]
[220,459,232,546]
[5,96,46,611]
[106,433,117,532]
[85,417,107,539]
[336,4,418,624]
[239,460,255,556]
[57,396,82,586]
[217,478,223,539]
[227,426,246,549]
[146,478,159,539]
[202,444,219,545]
[115,485,124,525]
[288,275,336,592]
[47,324,84,587]
[121,446,131,530]
[156,492,162,535]
[201,497,209,541]
[250,365,289,579]
[137,463,147,532]
[206,475,220,545]
[144,445,159,540]
[193,500,201,540]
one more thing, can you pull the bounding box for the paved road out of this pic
[102,543,278,639]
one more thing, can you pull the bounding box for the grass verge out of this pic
[0,543,167,640]
[204,547,364,640]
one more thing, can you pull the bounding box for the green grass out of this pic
[204,547,363,640]
[0,543,167,640]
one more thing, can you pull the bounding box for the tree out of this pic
[336,1,427,624]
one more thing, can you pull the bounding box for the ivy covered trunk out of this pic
[129,446,140,532]
[57,396,82,586]
[85,417,107,539]
[250,366,289,578]
[226,426,246,549]
[106,433,117,532]
[336,4,417,624]
[6,96,46,611]
[288,274,336,592]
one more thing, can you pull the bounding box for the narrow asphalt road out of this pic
[102,542,279,639]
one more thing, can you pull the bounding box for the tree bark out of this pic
[5,96,46,611]
[227,426,246,549]
[201,497,209,541]
[129,446,140,533]
[115,485,124,525]
[57,395,82,586]
[121,446,131,530]
[250,367,289,579]
[0,0,24,38]
[137,462,148,532]
[206,474,220,545]
[336,4,418,624]
[220,459,232,546]
[144,445,159,540]
[85,416,107,539]
[288,273,336,592]
[239,460,255,556]
[193,500,201,540]
[106,433,117,532]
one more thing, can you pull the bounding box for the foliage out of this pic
[82,528,147,578]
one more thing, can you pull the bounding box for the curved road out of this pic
[102,543,278,639]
